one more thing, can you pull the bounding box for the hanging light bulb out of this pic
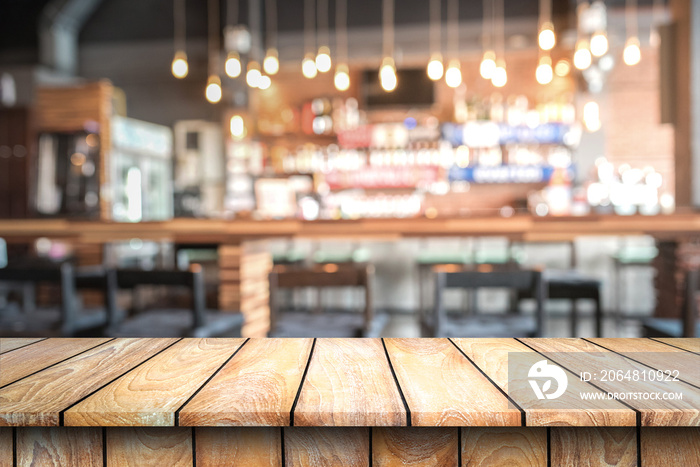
[574,39,592,70]
[583,101,601,132]
[302,53,318,79]
[538,22,556,51]
[445,60,462,88]
[492,60,507,88]
[536,56,553,85]
[263,48,279,75]
[171,51,189,79]
[225,51,242,78]
[315,46,332,73]
[555,59,571,77]
[334,64,351,91]
[246,61,261,88]
[230,115,247,139]
[426,53,444,81]
[479,51,496,80]
[205,75,222,103]
[623,37,641,66]
[379,57,397,92]
[590,31,609,57]
[258,75,272,90]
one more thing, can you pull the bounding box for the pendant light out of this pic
[574,38,592,70]
[315,0,332,72]
[224,0,242,78]
[537,0,556,51]
[171,0,188,79]
[480,0,496,80]
[205,0,222,103]
[426,0,443,81]
[380,0,397,92]
[623,0,641,66]
[334,0,351,91]
[491,0,507,88]
[302,0,317,78]
[246,61,262,88]
[263,0,279,75]
[536,56,553,84]
[444,0,461,88]
[589,1,608,57]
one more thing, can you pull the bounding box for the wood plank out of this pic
[652,338,700,353]
[0,428,11,467]
[0,338,45,354]
[384,338,520,426]
[284,427,369,467]
[294,339,407,426]
[106,427,192,466]
[0,338,178,426]
[640,427,700,464]
[588,338,700,387]
[522,338,700,426]
[550,427,636,466]
[179,338,313,426]
[451,338,636,427]
[16,427,102,467]
[64,338,245,426]
[373,427,458,466]
[461,427,546,466]
[196,427,281,466]
[0,338,112,387]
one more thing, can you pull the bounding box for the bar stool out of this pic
[644,268,699,337]
[613,244,658,327]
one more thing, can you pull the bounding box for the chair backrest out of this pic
[684,269,699,337]
[0,238,6,269]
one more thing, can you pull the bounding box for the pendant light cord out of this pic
[447,0,458,58]
[626,0,638,39]
[336,0,348,64]
[227,0,238,26]
[174,0,186,53]
[496,0,505,59]
[429,0,440,56]
[305,0,315,55]
[265,0,277,49]
[481,0,490,52]
[208,0,220,76]
[318,0,329,49]
[382,0,394,59]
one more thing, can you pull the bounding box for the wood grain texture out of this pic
[0,338,111,387]
[64,338,245,426]
[588,338,700,387]
[0,428,11,467]
[461,427,546,466]
[16,427,102,467]
[653,338,700,353]
[522,338,700,426]
[373,427,458,466]
[550,427,637,467]
[451,338,636,427]
[384,339,520,426]
[106,427,192,467]
[179,338,313,426]
[285,427,369,467]
[294,339,406,426]
[0,338,178,426]
[0,338,45,354]
[640,427,700,465]
[196,427,281,466]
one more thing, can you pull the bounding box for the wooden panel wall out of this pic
[0,108,32,219]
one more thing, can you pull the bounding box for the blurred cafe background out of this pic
[0,0,699,340]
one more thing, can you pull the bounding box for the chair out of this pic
[644,268,699,337]
[0,262,110,336]
[107,266,243,337]
[613,244,658,327]
[269,263,387,337]
[425,269,546,338]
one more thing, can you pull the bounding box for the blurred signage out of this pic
[449,165,574,184]
[112,116,172,158]
[337,125,373,148]
[441,122,578,147]
[324,166,439,189]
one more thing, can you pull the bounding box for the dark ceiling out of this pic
[0,0,662,53]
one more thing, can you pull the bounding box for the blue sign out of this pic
[449,165,575,184]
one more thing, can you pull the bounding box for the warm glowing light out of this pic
[258,75,272,90]
[171,51,188,79]
[380,71,397,92]
[538,23,556,51]
[246,61,261,88]
[491,61,507,88]
[479,50,496,79]
[583,101,601,132]
[426,53,444,81]
[263,48,279,75]
[536,56,553,85]
[445,60,462,88]
[334,64,351,91]
[590,31,609,57]
[225,52,242,78]
[315,46,332,73]
[230,115,246,139]
[623,37,641,66]
[555,59,571,76]
[379,57,396,82]
[574,40,592,70]
[205,75,222,103]
[302,53,318,79]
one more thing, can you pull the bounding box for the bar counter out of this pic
[0,337,698,465]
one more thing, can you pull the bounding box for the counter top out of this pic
[1,337,698,428]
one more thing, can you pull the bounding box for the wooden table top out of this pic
[0,337,698,428]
